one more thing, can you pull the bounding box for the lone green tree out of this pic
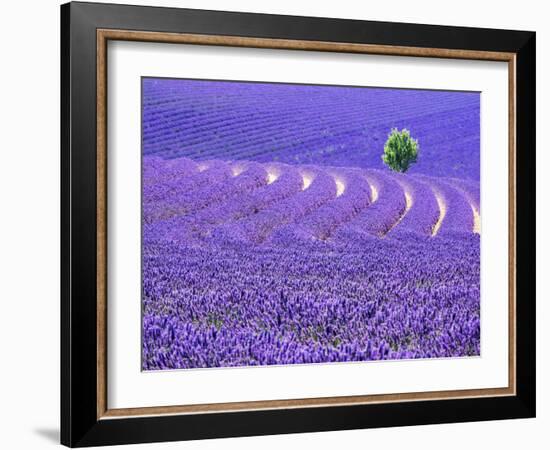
[381,128,419,173]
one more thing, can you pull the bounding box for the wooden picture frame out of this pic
[61,1,535,447]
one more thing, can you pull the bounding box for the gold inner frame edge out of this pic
[96,29,517,420]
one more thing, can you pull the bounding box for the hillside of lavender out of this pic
[142,78,481,370]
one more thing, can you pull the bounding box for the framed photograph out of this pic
[61,1,535,447]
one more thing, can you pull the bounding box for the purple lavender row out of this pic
[142,156,198,186]
[143,159,230,205]
[420,176,475,236]
[144,165,303,244]
[333,170,406,241]
[211,168,337,244]
[387,175,440,239]
[270,170,371,243]
[446,178,480,211]
[143,160,233,224]
[146,162,268,226]
[143,159,478,240]
[142,156,165,179]
[142,237,479,369]
[443,178,480,234]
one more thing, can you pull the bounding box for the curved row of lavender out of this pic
[142,78,480,370]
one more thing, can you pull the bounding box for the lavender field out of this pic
[142,78,481,370]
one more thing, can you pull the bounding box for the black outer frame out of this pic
[61,1,535,447]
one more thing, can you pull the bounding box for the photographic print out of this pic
[141,78,481,371]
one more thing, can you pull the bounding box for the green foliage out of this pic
[381,128,419,173]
